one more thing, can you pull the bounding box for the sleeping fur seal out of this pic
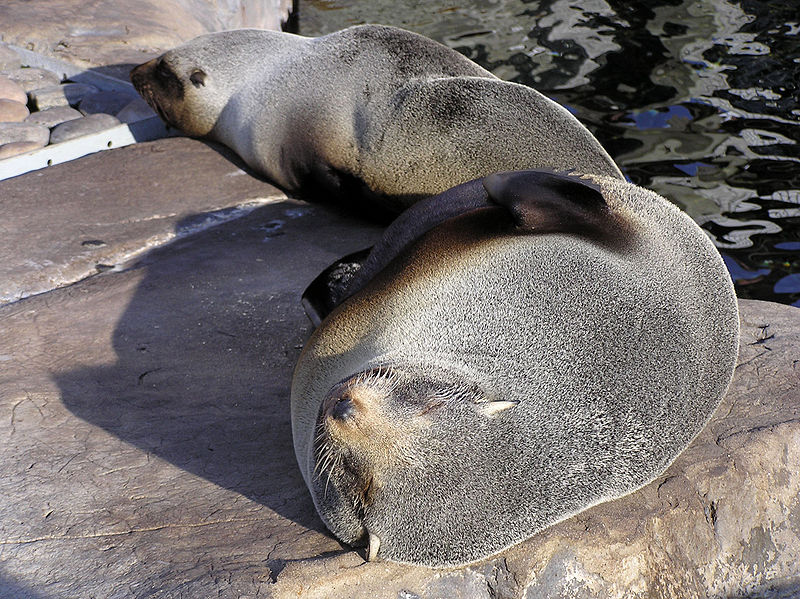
[291,170,740,567]
[130,25,623,217]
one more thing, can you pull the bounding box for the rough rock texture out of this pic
[0,43,22,70]
[0,74,28,104]
[0,0,294,79]
[0,66,62,92]
[0,98,29,122]
[0,126,797,597]
[79,90,139,116]
[0,140,44,159]
[24,105,83,129]
[29,82,99,111]
[0,141,384,598]
[0,136,284,304]
[49,112,121,143]
[116,96,157,123]
[0,121,50,146]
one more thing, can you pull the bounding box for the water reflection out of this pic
[298,0,800,306]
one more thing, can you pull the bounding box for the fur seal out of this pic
[130,25,623,217]
[291,170,740,567]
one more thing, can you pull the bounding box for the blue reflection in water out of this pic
[775,242,800,251]
[674,162,713,176]
[774,274,800,294]
[628,105,692,129]
[722,255,770,282]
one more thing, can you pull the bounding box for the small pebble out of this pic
[25,106,83,128]
[0,140,45,159]
[0,75,28,104]
[79,90,137,116]
[50,113,120,144]
[0,122,50,146]
[0,99,30,122]
[1,67,61,92]
[29,83,99,111]
[81,239,107,248]
[116,97,156,123]
[0,44,22,71]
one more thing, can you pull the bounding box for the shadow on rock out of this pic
[0,575,51,599]
[53,199,378,534]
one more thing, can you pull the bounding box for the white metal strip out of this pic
[0,117,175,181]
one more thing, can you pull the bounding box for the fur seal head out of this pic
[310,363,516,563]
[130,30,287,137]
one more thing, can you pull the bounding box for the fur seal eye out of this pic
[332,396,355,420]
[189,69,206,87]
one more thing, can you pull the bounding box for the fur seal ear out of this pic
[483,170,619,242]
[189,69,206,87]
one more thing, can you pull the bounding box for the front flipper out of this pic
[302,247,372,327]
[303,170,629,326]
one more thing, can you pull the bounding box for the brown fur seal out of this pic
[130,25,623,217]
[291,170,740,566]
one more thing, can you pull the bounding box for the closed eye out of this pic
[418,400,446,416]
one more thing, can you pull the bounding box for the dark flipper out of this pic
[483,170,615,241]
[301,247,372,327]
[301,178,491,326]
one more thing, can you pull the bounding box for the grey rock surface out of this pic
[1,66,62,92]
[0,121,49,146]
[0,43,22,70]
[49,112,121,143]
[24,105,83,128]
[29,82,99,110]
[116,96,157,123]
[0,98,29,122]
[0,0,294,79]
[79,90,139,116]
[0,129,798,597]
[0,137,286,304]
[0,139,383,598]
[0,74,28,103]
[0,140,44,159]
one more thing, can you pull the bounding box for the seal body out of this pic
[291,170,740,567]
[131,25,622,217]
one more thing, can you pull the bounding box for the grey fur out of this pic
[291,171,740,567]
[131,25,622,216]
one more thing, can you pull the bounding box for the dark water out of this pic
[297,0,800,307]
